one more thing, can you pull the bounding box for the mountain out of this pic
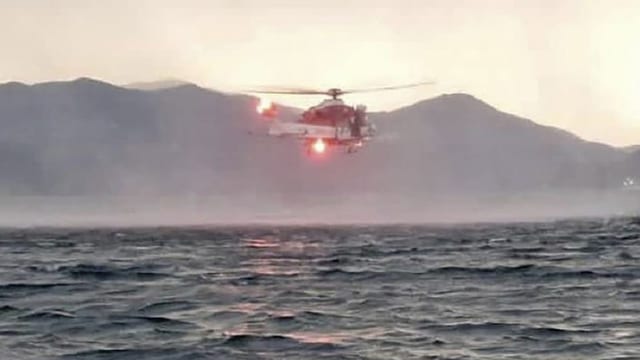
[370,94,629,193]
[0,78,270,196]
[623,145,640,153]
[0,78,638,222]
[124,79,191,90]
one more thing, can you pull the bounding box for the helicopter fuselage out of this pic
[257,97,375,154]
[250,81,432,154]
[297,99,374,152]
[300,99,354,126]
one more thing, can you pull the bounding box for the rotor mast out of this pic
[328,88,343,100]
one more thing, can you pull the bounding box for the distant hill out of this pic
[0,78,637,206]
[369,94,629,195]
[123,79,191,91]
[623,145,640,153]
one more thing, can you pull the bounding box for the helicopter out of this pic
[248,82,434,155]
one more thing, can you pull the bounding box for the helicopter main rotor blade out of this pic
[245,80,435,96]
[341,81,436,94]
[245,89,328,95]
[244,85,329,95]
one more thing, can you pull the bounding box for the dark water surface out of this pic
[1,218,640,359]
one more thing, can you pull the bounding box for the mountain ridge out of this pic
[0,77,630,150]
[0,78,637,202]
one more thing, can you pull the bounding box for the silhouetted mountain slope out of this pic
[124,79,190,90]
[623,145,640,153]
[0,79,633,198]
[370,94,626,194]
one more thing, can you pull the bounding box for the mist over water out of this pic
[2,190,639,227]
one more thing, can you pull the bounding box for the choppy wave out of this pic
[1,218,640,359]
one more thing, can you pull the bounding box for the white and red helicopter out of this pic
[248,82,433,155]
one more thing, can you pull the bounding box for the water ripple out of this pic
[1,218,640,359]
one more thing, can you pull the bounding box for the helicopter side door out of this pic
[336,123,352,141]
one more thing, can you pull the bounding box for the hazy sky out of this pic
[2,0,639,145]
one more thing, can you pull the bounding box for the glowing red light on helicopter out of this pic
[257,97,271,113]
[256,97,276,118]
[312,138,326,154]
